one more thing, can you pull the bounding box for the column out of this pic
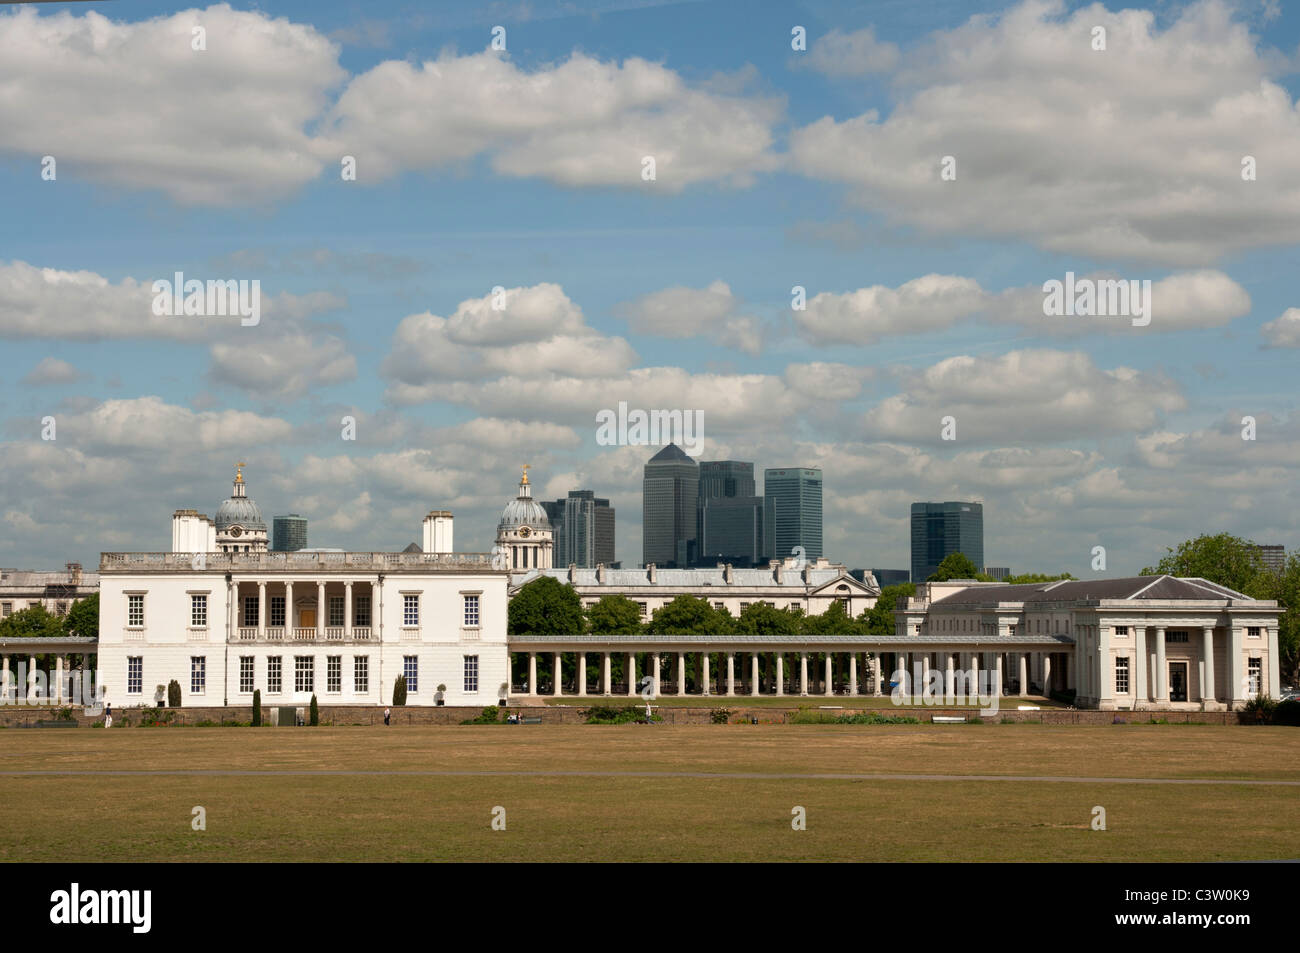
[751,654,760,696]
[1228,625,1245,707]
[344,581,353,639]
[285,581,294,631]
[898,652,908,696]
[28,654,37,703]
[1134,627,1147,706]
[55,655,64,703]
[677,653,686,695]
[627,652,637,697]
[776,654,784,696]
[1155,627,1167,703]
[824,654,833,696]
[578,652,587,695]
[799,653,808,696]
[1201,627,1215,707]
[554,652,563,696]
[1042,654,1052,696]
[873,654,882,694]
[849,654,858,696]
[945,654,955,702]
[316,581,325,639]
[258,581,266,640]
[1267,625,1281,699]
[702,653,711,696]
[653,653,662,697]
[726,653,735,696]
[920,654,930,700]
[528,652,537,695]
[1018,653,1027,697]
[1,655,8,702]
[602,653,611,696]
[995,653,1004,696]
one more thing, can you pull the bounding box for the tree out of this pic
[865,583,916,635]
[644,595,730,635]
[799,600,864,636]
[63,593,99,639]
[1001,572,1075,584]
[392,674,407,706]
[252,689,262,727]
[167,679,181,708]
[1140,533,1266,596]
[0,603,64,640]
[309,694,319,726]
[735,602,801,636]
[509,576,584,635]
[586,595,643,635]
[927,552,986,582]
[1255,553,1300,684]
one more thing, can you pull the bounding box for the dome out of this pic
[498,496,550,531]
[215,496,266,532]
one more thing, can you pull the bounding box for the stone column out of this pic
[873,654,882,694]
[1134,627,1147,706]
[726,653,735,696]
[776,654,784,696]
[28,654,37,703]
[824,654,833,696]
[799,653,808,696]
[577,652,587,695]
[751,654,760,696]
[316,581,325,639]
[554,652,563,696]
[55,654,64,703]
[627,652,637,697]
[1042,654,1052,695]
[849,654,858,696]
[1267,626,1281,699]
[945,653,955,702]
[1228,626,1245,707]
[1018,653,1027,697]
[677,653,686,695]
[1,655,8,702]
[995,653,1004,696]
[702,653,711,696]
[1201,627,1215,707]
[1155,627,1167,703]
[653,653,661,697]
[344,581,353,639]
[258,581,266,640]
[528,653,537,695]
[602,653,611,696]
[285,581,294,630]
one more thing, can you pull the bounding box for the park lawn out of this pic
[0,726,1296,862]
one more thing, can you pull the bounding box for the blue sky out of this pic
[1,0,1298,575]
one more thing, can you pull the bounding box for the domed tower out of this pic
[496,465,552,571]
[214,462,268,553]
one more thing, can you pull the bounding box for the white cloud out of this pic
[1260,307,1300,347]
[21,357,83,386]
[799,26,900,76]
[617,280,764,354]
[55,396,293,452]
[789,0,1300,265]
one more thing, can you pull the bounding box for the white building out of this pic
[0,563,98,620]
[96,468,509,709]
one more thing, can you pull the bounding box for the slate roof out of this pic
[931,575,1254,606]
[510,566,868,591]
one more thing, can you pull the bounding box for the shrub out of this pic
[53,706,75,722]
[309,694,319,726]
[788,710,919,725]
[167,680,181,708]
[1273,699,1300,726]
[710,708,732,724]
[461,705,502,725]
[582,705,643,725]
[1242,694,1277,724]
[392,675,407,706]
[252,689,262,727]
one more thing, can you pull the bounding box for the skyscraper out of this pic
[697,460,762,566]
[911,501,984,583]
[271,514,308,552]
[763,467,823,562]
[543,490,616,568]
[642,444,698,567]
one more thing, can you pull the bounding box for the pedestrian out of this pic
[104,702,113,729]
[383,706,391,726]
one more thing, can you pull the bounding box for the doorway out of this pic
[299,609,315,629]
[1169,661,1188,703]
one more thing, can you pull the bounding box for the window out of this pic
[269,596,286,627]
[295,656,314,693]
[191,594,208,628]
[638,602,648,618]
[354,656,369,694]
[739,602,750,612]
[191,656,206,695]
[268,656,282,694]
[403,594,419,627]
[329,596,344,628]
[403,656,418,694]
[1115,656,1130,694]
[354,595,371,627]
[1247,626,1262,639]
[1165,631,1189,643]
[1,601,10,617]
[1114,625,1128,636]
[327,656,341,693]
[464,655,479,693]
[713,602,724,611]
[1248,658,1262,697]
[127,594,144,627]
[239,656,254,693]
[242,596,259,628]
[463,594,480,627]
[55,601,67,616]
[127,657,142,694]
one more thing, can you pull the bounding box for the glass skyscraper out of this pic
[762,467,823,562]
[271,514,308,552]
[910,501,984,582]
[542,490,616,568]
[697,461,762,566]
[642,444,698,567]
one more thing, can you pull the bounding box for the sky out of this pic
[1,0,1298,576]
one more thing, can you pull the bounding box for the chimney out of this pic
[596,564,605,584]
[423,511,453,554]
[724,563,733,584]
[646,563,656,583]
[66,562,82,586]
[568,563,577,583]
[773,561,782,584]
[802,562,812,584]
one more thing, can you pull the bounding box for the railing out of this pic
[292,628,316,641]
[325,627,344,641]
[237,627,256,641]
[353,627,371,641]
[266,627,284,641]
[189,627,209,641]
[123,628,143,641]
[100,551,499,571]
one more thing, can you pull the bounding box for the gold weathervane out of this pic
[520,463,530,485]
[235,461,246,484]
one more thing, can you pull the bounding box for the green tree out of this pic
[62,593,99,639]
[1001,572,1075,584]
[644,595,730,635]
[865,582,916,635]
[508,576,584,635]
[1256,553,1300,683]
[926,552,988,582]
[735,602,801,636]
[252,688,262,727]
[167,679,181,708]
[586,595,643,634]
[1140,533,1266,596]
[309,694,319,726]
[392,674,407,706]
[799,600,864,635]
[0,603,64,639]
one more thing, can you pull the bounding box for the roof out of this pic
[931,575,1258,607]
[646,443,693,463]
[0,569,100,590]
[510,565,871,592]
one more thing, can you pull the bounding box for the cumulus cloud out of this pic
[789,0,1300,265]
[797,26,900,76]
[1260,307,1300,347]
[21,357,83,386]
[617,280,764,354]
[54,396,293,452]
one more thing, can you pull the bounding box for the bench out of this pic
[932,715,966,723]
[520,716,542,725]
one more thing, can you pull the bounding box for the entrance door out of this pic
[1169,661,1188,702]
[299,609,315,629]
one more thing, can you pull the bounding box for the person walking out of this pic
[383,706,391,726]
[104,702,113,729]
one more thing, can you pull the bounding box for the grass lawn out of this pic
[1,725,1295,862]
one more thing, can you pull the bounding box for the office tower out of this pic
[642,444,698,568]
[985,567,1011,580]
[544,490,616,568]
[1252,544,1286,574]
[868,568,912,587]
[698,461,756,500]
[911,501,984,583]
[763,467,823,562]
[271,514,308,552]
[696,461,761,566]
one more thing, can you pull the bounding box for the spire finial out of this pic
[235,461,246,484]
[520,463,530,486]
